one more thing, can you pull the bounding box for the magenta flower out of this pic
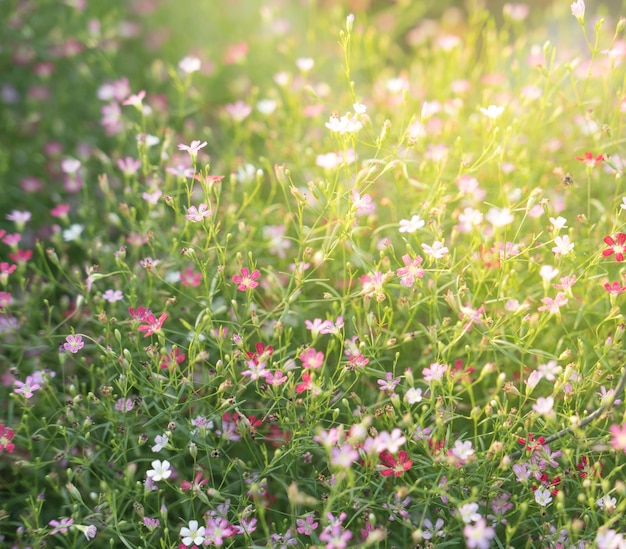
[604,282,626,296]
[138,313,168,337]
[63,334,84,353]
[232,268,260,291]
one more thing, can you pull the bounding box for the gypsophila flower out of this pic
[423,362,447,382]
[404,387,423,404]
[180,520,206,546]
[552,235,574,256]
[14,375,41,399]
[102,289,124,302]
[571,0,585,21]
[398,215,425,233]
[146,459,172,482]
[603,233,626,262]
[232,267,260,291]
[422,240,449,259]
[451,440,475,462]
[458,502,482,524]
[49,517,74,535]
[63,333,84,353]
[185,203,211,222]
[534,487,553,507]
[549,216,567,230]
[0,425,16,453]
[533,396,554,416]
[480,104,504,119]
[463,518,495,549]
[152,434,169,452]
[597,495,617,512]
[179,56,202,74]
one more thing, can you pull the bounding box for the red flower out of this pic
[180,471,209,492]
[0,425,15,453]
[602,233,626,262]
[517,433,546,452]
[379,450,412,477]
[245,342,274,364]
[575,152,604,167]
[295,372,312,393]
[160,347,186,370]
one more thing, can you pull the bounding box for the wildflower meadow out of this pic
[3,0,626,547]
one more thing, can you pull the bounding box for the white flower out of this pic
[549,216,568,230]
[621,196,626,210]
[570,0,585,21]
[552,235,574,256]
[180,520,206,547]
[152,434,169,453]
[398,215,425,233]
[178,56,202,74]
[539,265,559,281]
[534,487,552,507]
[61,157,81,174]
[486,207,514,227]
[404,387,423,404]
[146,459,172,482]
[296,57,314,72]
[480,105,504,119]
[62,223,84,242]
[596,494,617,512]
[458,502,482,524]
[422,241,449,259]
[452,440,474,461]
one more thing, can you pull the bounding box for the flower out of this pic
[537,293,568,314]
[605,282,626,296]
[552,235,574,256]
[152,434,169,452]
[179,56,202,74]
[177,140,207,161]
[138,312,168,337]
[180,520,206,547]
[463,518,495,549]
[0,424,15,453]
[602,233,626,261]
[396,254,425,287]
[379,450,412,477]
[185,203,212,222]
[422,240,449,259]
[63,334,84,353]
[232,267,261,291]
[146,459,172,482]
[398,215,425,233]
[576,151,602,166]
[480,105,504,119]
[597,494,617,512]
[404,387,423,404]
[14,375,41,399]
[533,396,554,416]
[49,517,74,535]
[534,487,552,507]
[610,423,626,452]
[300,348,324,369]
[102,289,124,302]
[458,502,482,524]
[422,362,448,382]
[570,0,585,22]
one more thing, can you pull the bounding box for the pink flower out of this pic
[264,370,288,387]
[610,423,626,452]
[300,348,324,369]
[0,424,15,453]
[49,517,74,535]
[396,254,425,287]
[180,268,202,287]
[422,362,448,382]
[604,282,626,296]
[63,334,84,353]
[538,292,568,314]
[232,268,260,291]
[464,518,495,549]
[177,140,207,159]
[185,203,211,222]
[602,233,626,262]
[14,375,41,399]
